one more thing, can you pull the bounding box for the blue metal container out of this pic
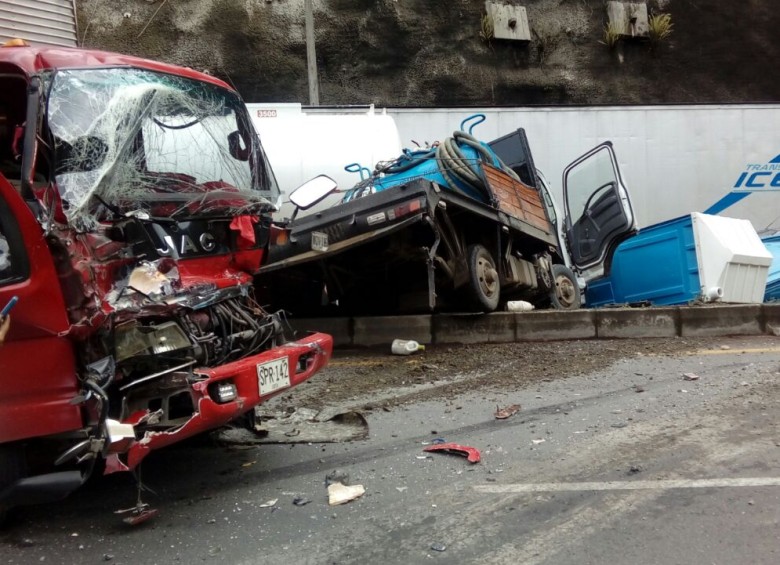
[586,215,700,306]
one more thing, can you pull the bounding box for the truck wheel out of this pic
[550,264,581,310]
[466,244,500,312]
[0,444,26,526]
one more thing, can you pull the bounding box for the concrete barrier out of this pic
[353,315,432,347]
[596,307,678,339]
[679,304,762,337]
[516,310,597,341]
[286,304,780,348]
[432,313,516,344]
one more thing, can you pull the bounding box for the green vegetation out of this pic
[479,13,494,44]
[648,13,674,43]
[600,22,621,50]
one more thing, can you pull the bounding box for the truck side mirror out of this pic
[289,175,338,211]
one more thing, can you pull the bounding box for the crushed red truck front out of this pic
[0,41,332,520]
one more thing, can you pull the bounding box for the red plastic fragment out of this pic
[121,508,159,526]
[494,404,521,419]
[423,442,481,464]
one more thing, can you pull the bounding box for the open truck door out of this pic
[562,142,636,274]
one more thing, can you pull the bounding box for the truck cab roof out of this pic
[0,42,232,91]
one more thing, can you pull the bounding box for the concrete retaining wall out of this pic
[288,305,780,348]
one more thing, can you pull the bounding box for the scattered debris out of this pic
[720,345,731,350]
[102,555,114,562]
[391,339,426,355]
[683,372,700,381]
[611,422,628,428]
[396,487,408,492]
[634,385,646,393]
[431,437,446,444]
[259,499,278,508]
[430,542,447,552]
[423,443,481,463]
[214,408,369,445]
[494,404,521,419]
[506,300,535,312]
[327,482,366,506]
[325,469,350,487]
[531,439,546,445]
[628,466,643,475]
[292,497,312,507]
[241,460,256,468]
[115,504,158,526]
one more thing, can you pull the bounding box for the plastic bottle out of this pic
[391,339,426,355]
[506,300,535,312]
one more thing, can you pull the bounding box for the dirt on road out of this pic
[275,337,726,412]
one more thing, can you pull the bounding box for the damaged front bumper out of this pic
[106,332,332,472]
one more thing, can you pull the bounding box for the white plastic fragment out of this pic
[327,482,365,506]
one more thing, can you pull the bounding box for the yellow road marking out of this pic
[687,347,780,356]
[329,360,389,367]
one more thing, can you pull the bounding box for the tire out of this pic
[550,264,581,310]
[465,244,500,312]
[0,444,26,527]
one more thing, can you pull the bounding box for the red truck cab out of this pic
[0,41,332,519]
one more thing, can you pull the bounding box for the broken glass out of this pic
[45,68,279,227]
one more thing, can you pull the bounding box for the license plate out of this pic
[311,231,329,252]
[257,357,290,395]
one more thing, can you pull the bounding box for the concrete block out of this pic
[353,315,432,347]
[679,305,762,337]
[516,310,596,341]
[485,2,531,41]
[606,1,649,37]
[288,317,352,347]
[761,303,780,335]
[432,313,515,344]
[596,307,679,338]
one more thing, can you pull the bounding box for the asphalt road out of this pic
[2,335,780,564]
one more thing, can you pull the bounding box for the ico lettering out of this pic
[733,171,780,189]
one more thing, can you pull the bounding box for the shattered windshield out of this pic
[46,68,279,225]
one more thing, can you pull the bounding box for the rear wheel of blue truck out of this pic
[550,264,581,310]
[466,244,500,312]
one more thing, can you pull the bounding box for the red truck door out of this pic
[0,177,82,443]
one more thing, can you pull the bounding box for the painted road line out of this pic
[474,477,780,494]
[328,360,387,367]
[688,347,780,356]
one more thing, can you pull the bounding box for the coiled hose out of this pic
[435,131,521,200]
[346,130,522,202]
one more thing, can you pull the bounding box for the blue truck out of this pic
[258,118,637,316]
